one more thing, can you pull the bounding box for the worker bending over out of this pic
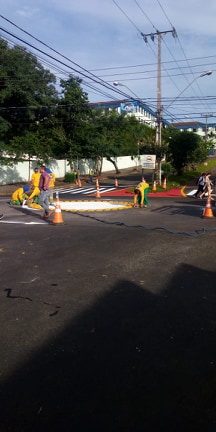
[10,186,29,205]
[133,179,149,208]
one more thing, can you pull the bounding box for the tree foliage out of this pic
[0,39,58,163]
[83,110,150,174]
[53,76,90,169]
[166,127,209,174]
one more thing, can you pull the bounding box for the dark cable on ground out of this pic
[76,212,216,237]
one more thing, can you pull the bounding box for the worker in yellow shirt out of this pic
[10,186,29,205]
[31,167,41,187]
[133,180,149,208]
[28,167,41,203]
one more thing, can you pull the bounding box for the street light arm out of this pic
[113,81,140,100]
[166,70,212,110]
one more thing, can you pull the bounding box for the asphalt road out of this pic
[1,193,216,431]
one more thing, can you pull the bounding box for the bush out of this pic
[64,172,76,183]
[162,162,173,177]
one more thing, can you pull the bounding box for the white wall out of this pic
[0,156,140,185]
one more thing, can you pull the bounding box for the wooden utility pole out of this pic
[201,113,213,141]
[141,29,177,184]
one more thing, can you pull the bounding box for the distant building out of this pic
[172,121,216,147]
[90,99,159,127]
[90,100,216,149]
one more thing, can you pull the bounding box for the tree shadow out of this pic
[6,204,45,221]
[0,166,23,185]
[150,202,207,217]
[1,264,216,431]
[106,173,152,184]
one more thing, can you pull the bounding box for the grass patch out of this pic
[168,157,216,186]
[127,182,180,193]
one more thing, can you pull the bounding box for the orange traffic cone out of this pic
[162,178,167,189]
[152,180,157,191]
[114,178,118,187]
[202,197,214,218]
[96,187,101,198]
[95,178,99,188]
[78,178,82,187]
[52,192,64,224]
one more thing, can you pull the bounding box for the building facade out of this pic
[90,99,157,127]
[90,100,216,148]
[172,121,216,147]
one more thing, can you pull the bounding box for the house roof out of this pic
[172,121,203,127]
[173,121,216,128]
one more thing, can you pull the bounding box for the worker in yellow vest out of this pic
[133,180,149,208]
[11,186,29,205]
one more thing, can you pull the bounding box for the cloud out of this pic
[16,7,40,19]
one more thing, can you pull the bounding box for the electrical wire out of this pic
[112,0,141,33]
[112,0,215,121]
[0,16,134,102]
[1,10,216,121]
[1,31,123,102]
[155,0,214,114]
[91,55,216,73]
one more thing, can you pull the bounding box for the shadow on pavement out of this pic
[151,202,205,217]
[1,264,216,431]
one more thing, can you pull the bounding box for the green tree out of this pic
[83,109,156,174]
[166,128,209,174]
[0,39,58,163]
[132,124,168,183]
[120,116,149,158]
[137,125,168,161]
[84,109,141,174]
[54,76,90,170]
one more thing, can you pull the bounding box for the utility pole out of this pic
[141,29,177,184]
[201,113,213,141]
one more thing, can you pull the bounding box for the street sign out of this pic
[141,154,156,169]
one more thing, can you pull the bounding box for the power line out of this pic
[91,55,216,72]
[0,15,135,102]
[111,0,215,121]
[155,0,213,114]
[1,9,215,122]
[112,0,141,33]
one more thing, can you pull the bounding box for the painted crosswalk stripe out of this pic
[56,188,75,193]
[83,187,116,194]
[187,189,197,196]
[55,186,118,195]
[187,189,215,197]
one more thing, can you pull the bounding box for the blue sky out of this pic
[1,0,216,123]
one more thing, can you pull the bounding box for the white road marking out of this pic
[55,186,120,195]
[187,189,197,196]
[0,221,46,224]
[187,189,215,197]
[60,201,130,211]
[82,187,116,195]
